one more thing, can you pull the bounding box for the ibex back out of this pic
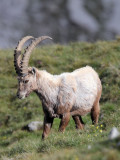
[14,36,102,139]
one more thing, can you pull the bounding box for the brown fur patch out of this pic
[70,108,91,116]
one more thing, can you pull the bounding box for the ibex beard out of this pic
[14,36,102,139]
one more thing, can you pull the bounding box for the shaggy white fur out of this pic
[36,66,101,115]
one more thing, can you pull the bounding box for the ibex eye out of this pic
[24,80,29,83]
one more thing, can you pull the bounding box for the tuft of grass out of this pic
[0,39,120,159]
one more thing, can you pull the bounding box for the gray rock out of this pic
[88,145,92,150]
[22,121,43,131]
[28,121,43,131]
[108,127,120,140]
[0,0,120,48]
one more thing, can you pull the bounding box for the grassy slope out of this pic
[0,39,120,160]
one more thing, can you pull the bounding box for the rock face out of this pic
[108,127,120,140]
[0,0,120,48]
[22,121,43,131]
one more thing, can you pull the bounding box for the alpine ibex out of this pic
[14,36,102,139]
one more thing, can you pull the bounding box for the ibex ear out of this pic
[32,67,36,75]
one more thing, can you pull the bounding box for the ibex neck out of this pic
[35,70,59,105]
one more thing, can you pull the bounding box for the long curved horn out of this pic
[20,36,52,77]
[14,36,34,75]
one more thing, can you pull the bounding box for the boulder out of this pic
[22,121,43,131]
[108,127,120,140]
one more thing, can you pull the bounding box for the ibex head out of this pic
[14,36,52,99]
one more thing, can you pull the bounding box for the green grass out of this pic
[0,39,120,160]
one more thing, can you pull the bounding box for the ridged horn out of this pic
[20,36,52,77]
[14,36,34,75]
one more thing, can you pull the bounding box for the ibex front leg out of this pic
[42,116,54,140]
[59,112,70,132]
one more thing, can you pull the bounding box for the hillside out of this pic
[0,39,120,160]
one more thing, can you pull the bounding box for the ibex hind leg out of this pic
[91,102,100,125]
[91,88,101,125]
[72,116,84,130]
